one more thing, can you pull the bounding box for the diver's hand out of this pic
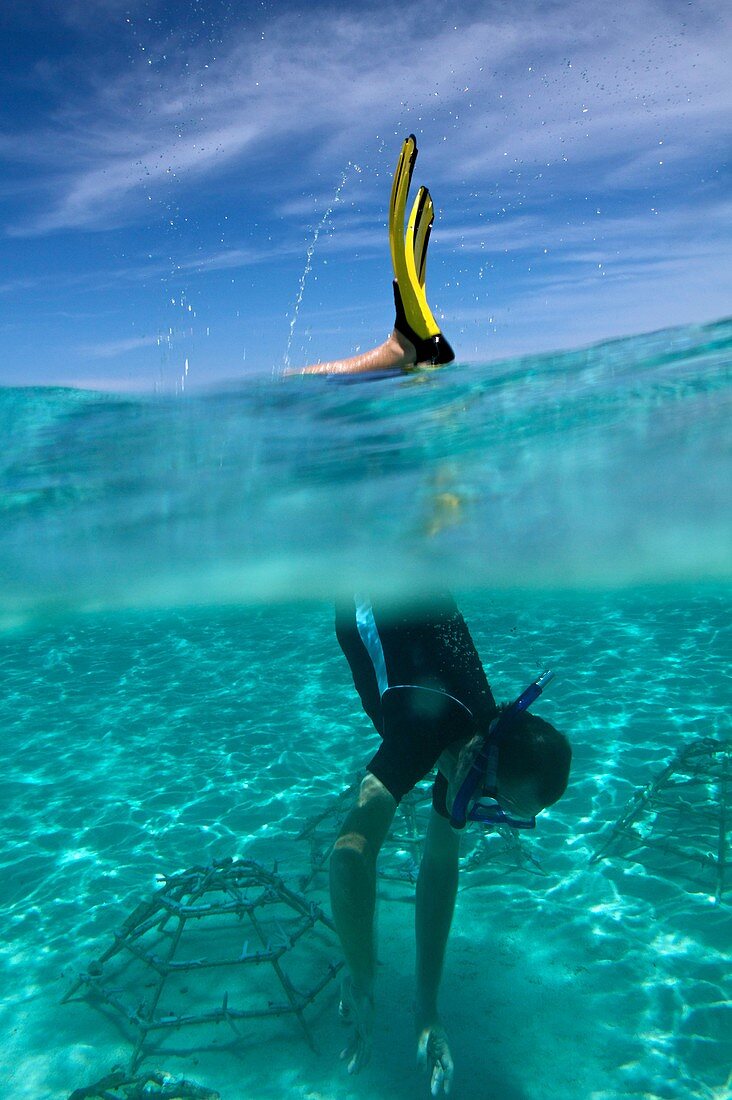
[417,1022,454,1096]
[338,975,375,1075]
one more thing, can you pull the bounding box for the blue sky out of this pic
[0,0,730,390]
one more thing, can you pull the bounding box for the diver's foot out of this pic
[289,328,416,376]
[416,1020,454,1096]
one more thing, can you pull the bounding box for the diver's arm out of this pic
[414,803,459,1095]
[329,773,397,1072]
[415,804,460,1023]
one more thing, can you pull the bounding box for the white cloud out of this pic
[79,334,162,359]
[176,242,300,273]
[3,0,729,237]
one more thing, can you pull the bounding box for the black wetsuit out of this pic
[335,592,498,817]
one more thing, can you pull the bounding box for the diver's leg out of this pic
[293,327,416,376]
[291,136,452,376]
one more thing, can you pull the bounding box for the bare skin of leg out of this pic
[288,327,417,376]
[330,775,397,1074]
[414,806,459,1096]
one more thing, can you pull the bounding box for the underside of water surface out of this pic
[1,316,730,629]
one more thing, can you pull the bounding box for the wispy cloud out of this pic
[3,0,729,237]
[176,242,301,273]
[79,334,162,359]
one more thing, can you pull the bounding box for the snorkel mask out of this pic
[448,670,555,830]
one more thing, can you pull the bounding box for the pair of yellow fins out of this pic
[389,134,454,366]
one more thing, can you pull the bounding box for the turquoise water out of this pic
[2,317,730,627]
[1,319,731,1099]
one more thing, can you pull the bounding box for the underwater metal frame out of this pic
[591,737,730,904]
[63,857,343,1072]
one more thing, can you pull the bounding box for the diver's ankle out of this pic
[388,327,417,367]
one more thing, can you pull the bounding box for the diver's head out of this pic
[445,699,572,829]
[492,707,572,813]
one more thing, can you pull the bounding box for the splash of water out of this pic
[281,162,361,372]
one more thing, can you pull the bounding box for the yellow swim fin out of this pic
[388,135,454,365]
[407,185,434,290]
[388,134,418,287]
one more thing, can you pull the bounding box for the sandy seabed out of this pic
[1,591,730,1100]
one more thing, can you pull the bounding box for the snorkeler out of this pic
[293,139,572,1096]
[332,594,571,1096]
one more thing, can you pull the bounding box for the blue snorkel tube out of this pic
[448,670,555,830]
